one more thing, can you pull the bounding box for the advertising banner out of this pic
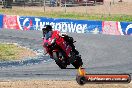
[102,21,121,35]
[118,22,132,35]
[3,15,20,30]
[17,16,102,33]
[0,14,3,29]
[2,14,131,36]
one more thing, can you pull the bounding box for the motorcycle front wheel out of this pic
[53,51,67,69]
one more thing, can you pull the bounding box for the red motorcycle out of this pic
[43,31,83,69]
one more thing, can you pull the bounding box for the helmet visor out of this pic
[42,28,48,37]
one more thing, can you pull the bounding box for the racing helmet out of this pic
[42,25,52,36]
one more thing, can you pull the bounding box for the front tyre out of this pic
[53,52,67,69]
[56,61,67,69]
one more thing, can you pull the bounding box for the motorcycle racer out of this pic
[42,25,83,69]
[42,25,79,56]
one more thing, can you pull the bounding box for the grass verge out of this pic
[0,43,36,61]
[0,8,132,22]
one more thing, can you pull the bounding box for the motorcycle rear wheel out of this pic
[72,56,83,69]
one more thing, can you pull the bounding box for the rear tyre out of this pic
[53,52,67,69]
[72,56,83,69]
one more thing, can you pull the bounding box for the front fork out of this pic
[52,50,64,61]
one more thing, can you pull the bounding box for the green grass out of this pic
[0,9,132,22]
[0,43,18,61]
[0,43,29,61]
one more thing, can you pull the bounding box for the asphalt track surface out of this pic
[0,29,132,80]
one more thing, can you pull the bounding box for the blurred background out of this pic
[0,0,131,21]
